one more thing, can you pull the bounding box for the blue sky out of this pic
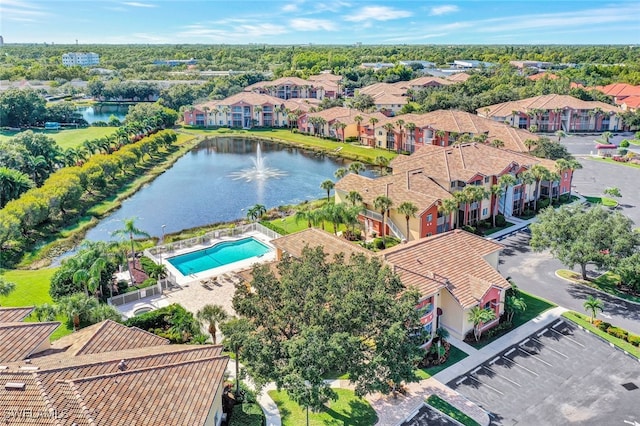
[1,0,639,45]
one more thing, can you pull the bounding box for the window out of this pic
[426,214,433,222]
[427,232,432,237]
[482,208,488,216]
[484,176,490,183]
[564,172,568,179]
[450,182,456,188]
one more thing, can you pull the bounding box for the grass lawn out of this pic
[556,269,640,303]
[183,127,397,164]
[0,268,72,340]
[426,395,480,426]
[470,291,556,348]
[562,311,640,358]
[268,388,377,426]
[0,127,118,150]
[583,195,618,208]
[589,157,640,170]
[229,402,265,426]
[416,343,469,379]
[482,222,515,235]
[625,139,640,146]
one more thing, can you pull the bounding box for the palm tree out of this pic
[490,184,504,228]
[220,317,253,396]
[294,209,316,229]
[583,295,604,324]
[354,115,363,143]
[57,293,99,331]
[395,119,405,152]
[334,167,348,180]
[555,130,566,143]
[383,123,395,150]
[438,197,458,230]
[320,179,335,201]
[373,195,393,248]
[112,217,150,285]
[565,158,582,200]
[90,304,122,323]
[435,129,447,145]
[348,161,365,175]
[0,277,16,305]
[196,304,228,344]
[346,190,363,206]
[529,165,550,211]
[374,155,390,175]
[523,139,537,152]
[490,139,505,149]
[519,170,536,213]
[32,303,57,322]
[505,295,527,323]
[368,117,379,147]
[468,306,496,341]
[498,174,517,218]
[405,122,416,151]
[247,204,267,222]
[397,201,418,241]
[333,121,347,141]
[253,105,263,127]
[601,131,612,143]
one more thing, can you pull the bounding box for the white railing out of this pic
[362,209,405,240]
[108,282,163,306]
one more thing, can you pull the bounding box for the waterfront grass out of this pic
[0,127,118,150]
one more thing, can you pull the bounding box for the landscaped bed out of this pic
[416,343,468,379]
[268,388,377,426]
[556,269,640,303]
[426,395,480,426]
[562,311,639,358]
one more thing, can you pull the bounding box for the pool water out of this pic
[167,237,271,276]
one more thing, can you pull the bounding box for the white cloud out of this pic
[290,18,337,31]
[282,3,299,12]
[429,5,459,16]
[314,0,350,13]
[344,6,412,22]
[122,2,156,8]
[0,0,49,22]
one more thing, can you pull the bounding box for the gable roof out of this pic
[272,228,371,260]
[527,72,559,81]
[0,322,59,362]
[380,230,509,307]
[389,143,555,186]
[50,320,169,356]
[0,307,34,323]
[308,73,343,83]
[405,76,454,87]
[593,83,640,99]
[447,72,471,82]
[478,94,620,117]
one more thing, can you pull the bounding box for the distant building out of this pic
[399,60,436,69]
[360,62,395,71]
[154,58,198,66]
[453,59,494,69]
[0,35,4,46]
[62,52,99,67]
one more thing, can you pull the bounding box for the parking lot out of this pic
[448,320,640,425]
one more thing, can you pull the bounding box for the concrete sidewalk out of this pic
[434,306,568,384]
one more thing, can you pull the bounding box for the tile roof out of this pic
[0,322,59,363]
[49,320,169,357]
[374,110,538,153]
[335,171,451,214]
[358,82,407,97]
[0,371,55,426]
[447,72,471,82]
[271,228,371,261]
[245,76,311,89]
[405,76,454,87]
[621,97,640,109]
[380,230,509,306]
[593,83,640,98]
[478,94,620,117]
[527,72,559,81]
[389,143,555,186]
[197,92,285,110]
[308,73,343,83]
[0,307,34,323]
[283,98,321,112]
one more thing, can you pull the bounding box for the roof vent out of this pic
[622,382,638,391]
[19,366,39,371]
[5,382,26,391]
[118,360,127,371]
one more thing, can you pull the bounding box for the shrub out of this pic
[618,148,628,156]
[598,321,612,332]
[461,225,476,234]
[538,199,551,209]
[125,304,204,343]
[606,326,628,340]
[495,214,507,227]
[620,139,630,148]
[628,334,640,347]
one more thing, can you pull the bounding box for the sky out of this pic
[1,0,639,45]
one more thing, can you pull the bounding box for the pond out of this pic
[77,105,129,124]
[80,137,373,243]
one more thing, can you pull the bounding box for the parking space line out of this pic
[518,347,553,367]
[552,319,564,329]
[549,327,585,347]
[456,376,468,386]
[489,357,500,365]
[531,336,568,358]
[537,328,549,337]
[482,365,522,387]
[505,348,516,356]
[467,375,504,395]
[501,356,539,376]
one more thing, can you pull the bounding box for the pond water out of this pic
[77,105,129,124]
[79,137,373,243]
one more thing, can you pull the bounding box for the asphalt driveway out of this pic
[448,320,640,426]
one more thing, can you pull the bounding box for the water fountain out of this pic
[229,143,287,181]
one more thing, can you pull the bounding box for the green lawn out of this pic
[589,157,640,170]
[470,291,556,348]
[0,127,118,150]
[625,139,640,146]
[426,395,480,426]
[229,402,265,426]
[562,311,640,358]
[0,268,72,340]
[583,195,618,208]
[268,388,377,426]
[482,222,515,235]
[416,343,468,379]
[183,127,397,163]
[556,269,640,303]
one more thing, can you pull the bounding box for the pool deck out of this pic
[117,230,276,343]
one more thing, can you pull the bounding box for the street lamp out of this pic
[161,224,166,244]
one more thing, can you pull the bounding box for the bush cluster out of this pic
[124,303,205,343]
[594,320,640,347]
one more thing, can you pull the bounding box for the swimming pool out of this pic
[167,237,271,276]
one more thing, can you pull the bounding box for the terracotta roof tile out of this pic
[447,72,471,82]
[405,76,454,87]
[0,322,59,363]
[594,83,640,98]
[49,320,168,357]
[527,72,559,81]
[308,73,343,83]
[380,230,509,306]
[477,94,620,118]
[0,307,34,323]
[272,228,371,261]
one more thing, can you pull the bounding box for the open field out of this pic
[0,127,118,150]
